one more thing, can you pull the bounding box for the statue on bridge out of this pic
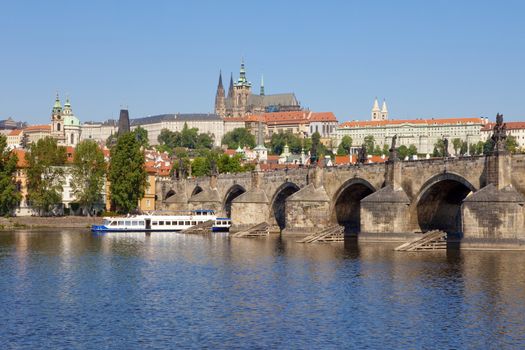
[491,113,507,154]
[388,134,399,162]
[210,158,218,176]
[443,138,449,158]
[357,144,367,164]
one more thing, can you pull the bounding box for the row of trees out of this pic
[157,123,214,154]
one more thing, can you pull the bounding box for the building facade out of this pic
[337,117,487,155]
[481,122,525,150]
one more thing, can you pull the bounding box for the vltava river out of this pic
[1,230,524,349]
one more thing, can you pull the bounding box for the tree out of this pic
[364,135,375,155]
[432,139,446,157]
[108,132,147,213]
[158,128,181,151]
[506,135,518,154]
[181,122,199,149]
[25,137,67,216]
[337,136,352,155]
[191,157,210,177]
[398,145,409,159]
[372,144,382,156]
[134,126,149,148]
[452,138,462,156]
[460,141,468,156]
[0,135,21,215]
[171,157,191,178]
[70,140,106,216]
[408,144,418,158]
[106,133,117,147]
[222,128,256,149]
[19,133,29,149]
[196,133,214,149]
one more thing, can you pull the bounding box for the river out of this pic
[1,230,524,349]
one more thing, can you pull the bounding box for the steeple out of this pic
[236,58,251,87]
[380,99,389,120]
[52,93,62,114]
[63,96,72,116]
[214,70,226,117]
[260,75,265,96]
[227,73,234,99]
[371,97,381,121]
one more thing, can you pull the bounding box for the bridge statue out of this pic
[357,144,367,164]
[388,134,399,161]
[491,113,507,154]
[443,138,449,158]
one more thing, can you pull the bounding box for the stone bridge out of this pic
[156,154,525,249]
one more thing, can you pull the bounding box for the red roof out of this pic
[224,149,236,156]
[481,122,525,131]
[340,117,483,128]
[24,124,51,132]
[13,149,27,168]
[334,154,386,165]
[309,112,338,122]
[245,111,338,126]
[8,129,23,136]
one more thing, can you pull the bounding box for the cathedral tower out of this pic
[380,99,389,120]
[214,71,226,117]
[233,59,252,118]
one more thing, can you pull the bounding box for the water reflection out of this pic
[0,229,523,349]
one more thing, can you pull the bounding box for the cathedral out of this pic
[214,60,301,118]
[51,94,81,147]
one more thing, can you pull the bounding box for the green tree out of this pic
[452,138,462,156]
[372,144,382,156]
[337,136,353,155]
[196,133,214,149]
[134,126,149,148]
[106,133,117,147]
[460,141,468,156]
[70,140,106,216]
[398,145,409,159]
[0,135,21,215]
[222,128,256,149]
[181,123,199,149]
[432,139,446,157]
[171,157,191,178]
[506,135,518,154]
[483,140,494,155]
[157,128,182,151]
[408,144,418,158]
[218,154,243,173]
[364,135,375,155]
[26,137,67,216]
[382,144,389,156]
[109,132,147,213]
[191,157,210,177]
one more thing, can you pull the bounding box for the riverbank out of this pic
[0,216,102,230]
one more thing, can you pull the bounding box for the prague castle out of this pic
[214,60,301,118]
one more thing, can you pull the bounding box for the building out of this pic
[214,61,301,118]
[337,117,487,155]
[481,122,525,149]
[7,129,24,149]
[23,124,51,145]
[130,113,224,147]
[80,120,117,144]
[13,149,31,216]
[0,117,25,130]
[371,98,389,121]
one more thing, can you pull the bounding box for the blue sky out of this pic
[1,0,524,124]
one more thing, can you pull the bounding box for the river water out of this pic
[1,230,524,349]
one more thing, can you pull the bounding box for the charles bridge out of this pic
[156,147,525,249]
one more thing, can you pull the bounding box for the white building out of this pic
[337,117,488,155]
[130,113,224,147]
[80,121,117,144]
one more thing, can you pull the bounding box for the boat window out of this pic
[139,221,144,226]
[159,221,164,225]
[110,221,116,226]
[170,221,176,225]
[178,221,183,225]
[185,221,190,226]
[152,221,158,226]
[118,221,124,226]
[132,221,137,226]
[125,221,131,226]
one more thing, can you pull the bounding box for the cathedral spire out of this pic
[52,92,62,114]
[227,72,234,99]
[260,75,265,96]
[214,70,226,117]
[371,97,381,121]
[217,70,224,90]
[380,99,389,120]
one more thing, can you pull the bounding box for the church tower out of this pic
[371,97,381,121]
[62,97,81,147]
[233,59,252,118]
[214,71,226,117]
[380,99,389,120]
[51,93,65,143]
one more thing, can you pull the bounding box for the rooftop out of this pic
[339,117,484,128]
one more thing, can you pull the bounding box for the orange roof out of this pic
[24,124,51,132]
[309,112,338,122]
[335,155,351,165]
[12,149,27,168]
[340,117,483,128]
[224,117,247,122]
[8,129,23,136]
[481,121,525,131]
[259,163,300,171]
[224,149,236,156]
[334,154,386,165]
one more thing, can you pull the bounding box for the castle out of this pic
[214,60,301,118]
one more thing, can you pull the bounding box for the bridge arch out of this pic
[270,182,300,230]
[223,184,246,218]
[333,178,376,234]
[191,186,203,197]
[165,189,176,201]
[414,172,476,235]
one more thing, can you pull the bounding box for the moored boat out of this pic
[91,209,231,233]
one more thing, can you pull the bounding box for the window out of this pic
[125,221,131,226]
[185,221,190,226]
[118,221,124,226]
[159,221,164,225]
[152,221,158,226]
[132,221,138,226]
[191,221,197,225]
[57,123,61,131]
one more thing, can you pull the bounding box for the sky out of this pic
[0,0,524,124]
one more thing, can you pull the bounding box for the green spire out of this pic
[236,58,251,87]
[52,92,62,113]
[260,75,265,96]
[64,95,71,108]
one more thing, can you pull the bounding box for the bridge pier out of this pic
[187,174,222,214]
[230,171,270,232]
[462,154,525,249]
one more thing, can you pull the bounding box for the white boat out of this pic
[91,209,230,233]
